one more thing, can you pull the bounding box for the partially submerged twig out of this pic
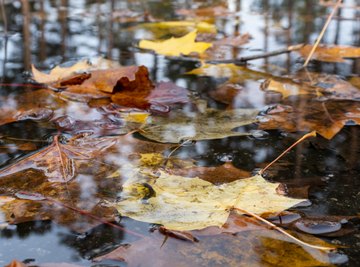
[259,131,317,175]
[206,44,305,65]
[303,0,343,67]
[234,207,334,251]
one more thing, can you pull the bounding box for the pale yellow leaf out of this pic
[139,30,212,57]
[114,171,305,231]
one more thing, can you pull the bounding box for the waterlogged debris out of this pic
[114,170,305,231]
[139,30,212,57]
[298,44,360,63]
[140,108,259,143]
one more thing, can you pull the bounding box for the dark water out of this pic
[0,0,359,266]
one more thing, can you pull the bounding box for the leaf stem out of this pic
[259,131,316,175]
[233,207,334,251]
[303,0,343,67]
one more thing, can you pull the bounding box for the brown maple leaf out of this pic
[0,135,117,183]
[259,101,360,139]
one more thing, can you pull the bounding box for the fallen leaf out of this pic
[187,63,271,83]
[61,65,153,97]
[170,161,251,183]
[298,44,360,63]
[139,30,212,57]
[262,72,360,100]
[259,101,360,139]
[0,134,117,183]
[94,228,336,267]
[32,61,92,84]
[140,108,259,143]
[111,81,189,109]
[114,169,305,231]
[140,21,217,34]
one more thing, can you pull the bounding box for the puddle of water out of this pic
[0,0,359,266]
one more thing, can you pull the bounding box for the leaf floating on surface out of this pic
[114,170,305,231]
[298,44,360,63]
[139,30,212,57]
[140,108,259,143]
[259,101,360,139]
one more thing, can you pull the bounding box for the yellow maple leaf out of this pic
[139,30,212,57]
[32,61,92,84]
[141,21,216,34]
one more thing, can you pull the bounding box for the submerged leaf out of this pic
[114,170,305,231]
[0,135,117,183]
[140,108,259,143]
[139,30,212,57]
[95,227,336,267]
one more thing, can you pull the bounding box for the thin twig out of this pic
[206,44,305,65]
[303,0,343,67]
[234,207,334,251]
[259,131,316,175]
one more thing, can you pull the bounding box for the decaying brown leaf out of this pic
[298,44,360,63]
[259,101,360,139]
[0,135,116,183]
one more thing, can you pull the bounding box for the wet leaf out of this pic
[187,63,270,82]
[32,61,93,84]
[298,44,360,63]
[0,135,117,183]
[140,108,259,143]
[94,228,337,267]
[262,73,360,100]
[139,30,212,57]
[114,169,305,231]
[170,161,251,183]
[140,21,217,34]
[111,81,189,109]
[259,101,360,139]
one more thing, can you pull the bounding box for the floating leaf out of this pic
[187,63,270,83]
[139,30,212,57]
[259,101,360,139]
[140,21,216,34]
[298,44,360,63]
[140,108,259,143]
[114,170,305,231]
